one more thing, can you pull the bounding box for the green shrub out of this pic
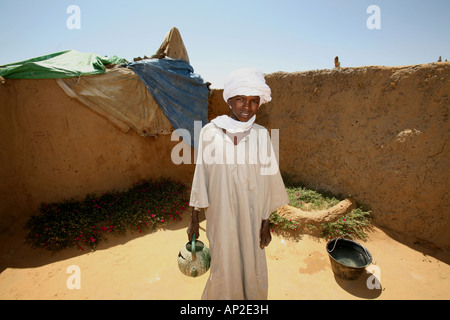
[320,208,372,240]
[24,179,188,252]
[269,184,372,239]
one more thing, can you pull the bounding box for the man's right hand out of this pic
[187,208,200,241]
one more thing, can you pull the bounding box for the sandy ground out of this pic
[1,211,449,300]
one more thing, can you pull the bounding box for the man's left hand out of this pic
[260,219,271,249]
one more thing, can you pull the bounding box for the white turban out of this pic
[223,68,271,106]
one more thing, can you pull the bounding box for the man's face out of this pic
[228,95,260,122]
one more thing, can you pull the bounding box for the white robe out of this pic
[189,122,289,300]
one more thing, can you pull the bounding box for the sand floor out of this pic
[1,211,449,300]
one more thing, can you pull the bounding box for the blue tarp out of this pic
[127,58,209,148]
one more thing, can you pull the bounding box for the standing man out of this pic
[188,68,289,300]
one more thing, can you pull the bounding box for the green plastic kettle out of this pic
[178,234,211,277]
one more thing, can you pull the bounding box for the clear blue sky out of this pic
[1,0,449,88]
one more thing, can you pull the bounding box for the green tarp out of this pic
[0,50,126,79]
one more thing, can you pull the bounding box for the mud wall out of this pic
[210,62,450,251]
[1,62,449,251]
[0,79,195,231]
